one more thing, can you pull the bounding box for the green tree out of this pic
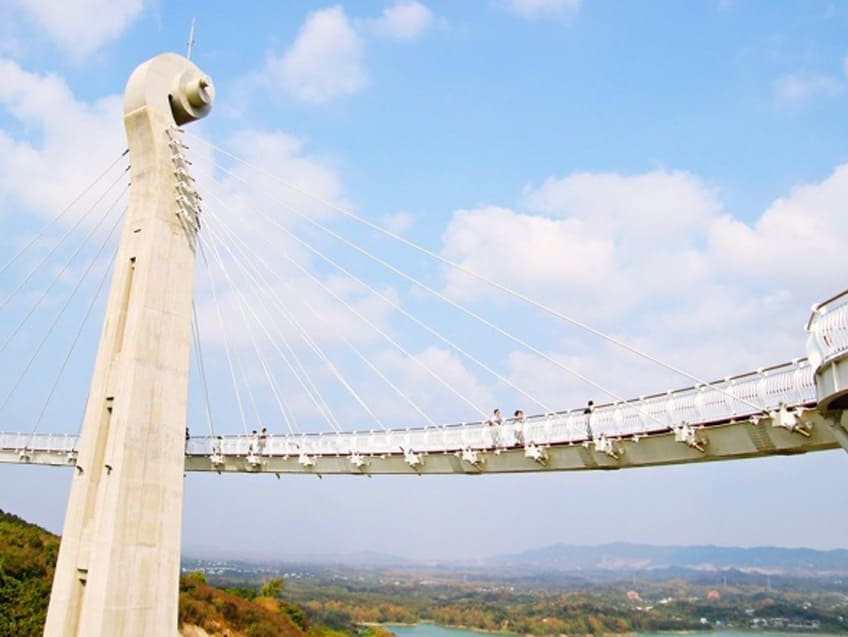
[260,576,285,598]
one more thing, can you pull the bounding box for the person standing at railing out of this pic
[513,410,526,446]
[258,427,268,455]
[486,408,502,447]
[584,401,595,440]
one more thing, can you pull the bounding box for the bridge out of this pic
[0,355,844,474]
[0,52,845,635]
[2,290,847,474]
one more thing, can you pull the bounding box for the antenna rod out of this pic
[186,18,196,59]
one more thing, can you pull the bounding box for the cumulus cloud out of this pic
[442,171,717,320]
[525,170,720,240]
[185,127,441,432]
[0,58,124,224]
[708,164,848,286]
[439,164,848,405]
[375,346,495,423]
[250,3,434,105]
[504,0,583,19]
[11,0,145,59]
[214,128,349,219]
[367,1,433,41]
[442,205,620,308]
[259,6,368,104]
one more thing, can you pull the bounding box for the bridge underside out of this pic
[3,406,844,475]
[188,416,842,475]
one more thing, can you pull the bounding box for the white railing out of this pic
[182,358,815,459]
[806,288,848,372]
[0,432,79,454]
[1,360,817,462]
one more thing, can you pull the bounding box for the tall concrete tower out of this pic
[44,53,213,637]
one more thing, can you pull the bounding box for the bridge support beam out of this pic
[44,53,213,637]
[820,411,848,456]
[805,291,848,453]
[814,357,848,411]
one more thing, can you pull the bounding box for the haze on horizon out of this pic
[0,0,846,563]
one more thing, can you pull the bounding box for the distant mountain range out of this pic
[486,542,848,574]
[185,542,848,575]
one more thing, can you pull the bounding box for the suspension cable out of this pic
[0,149,127,279]
[0,187,127,355]
[205,213,388,430]
[204,184,553,414]
[208,208,437,427]
[197,239,251,435]
[204,227,341,431]
[196,164,636,416]
[5,205,124,422]
[192,301,216,438]
[201,229,303,434]
[0,167,129,314]
[189,134,770,414]
[28,242,119,444]
[204,220,352,430]
[203,206,489,421]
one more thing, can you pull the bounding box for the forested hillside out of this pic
[179,570,323,637]
[0,509,347,637]
[0,509,60,636]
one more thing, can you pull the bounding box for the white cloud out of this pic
[442,205,622,311]
[442,171,717,321]
[186,128,443,430]
[525,170,719,241]
[439,164,848,404]
[774,72,844,104]
[708,164,848,287]
[0,56,383,393]
[505,0,582,19]
[376,346,495,422]
[367,1,433,41]
[11,0,145,59]
[260,6,367,105]
[249,4,435,105]
[0,58,124,224]
[218,128,349,219]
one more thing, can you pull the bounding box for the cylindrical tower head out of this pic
[123,52,214,125]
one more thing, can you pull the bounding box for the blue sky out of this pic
[0,0,847,561]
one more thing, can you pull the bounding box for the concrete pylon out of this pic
[44,53,213,637]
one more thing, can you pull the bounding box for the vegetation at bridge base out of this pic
[179,570,315,637]
[0,508,60,637]
[0,508,356,637]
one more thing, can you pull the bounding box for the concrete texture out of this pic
[44,53,213,637]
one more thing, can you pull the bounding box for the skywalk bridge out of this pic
[0,369,830,475]
[3,312,846,474]
[4,287,846,475]
[3,52,847,637]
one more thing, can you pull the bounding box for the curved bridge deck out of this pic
[1,358,841,474]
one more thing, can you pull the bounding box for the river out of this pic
[385,624,824,637]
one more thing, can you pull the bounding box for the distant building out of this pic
[627,591,642,601]
[707,590,721,601]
